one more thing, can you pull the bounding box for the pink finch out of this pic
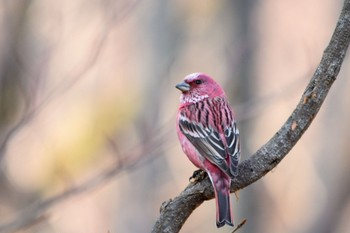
[175,73,240,228]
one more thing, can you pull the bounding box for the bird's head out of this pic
[176,73,225,105]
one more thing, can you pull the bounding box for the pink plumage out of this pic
[175,73,240,228]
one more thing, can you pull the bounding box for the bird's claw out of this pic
[189,169,207,183]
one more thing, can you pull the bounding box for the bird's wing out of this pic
[224,121,240,177]
[179,117,230,176]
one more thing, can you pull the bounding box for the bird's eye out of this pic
[195,80,203,85]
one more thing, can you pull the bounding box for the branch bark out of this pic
[152,1,350,232]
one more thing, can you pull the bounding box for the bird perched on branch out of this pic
[175,73,240,228]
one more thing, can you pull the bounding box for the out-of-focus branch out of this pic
[152,0,350,232]
[0,0,142,161]
[0,128,170,233]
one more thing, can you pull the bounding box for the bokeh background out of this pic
[0,0,349,232]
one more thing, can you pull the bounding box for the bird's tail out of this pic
[212,175,233,228]
[215,187,233,227]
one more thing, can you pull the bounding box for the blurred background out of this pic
[0,0,349,232]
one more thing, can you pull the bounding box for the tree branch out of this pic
[152,1,350,232]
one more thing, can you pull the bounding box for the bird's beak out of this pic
[175,81,190,92]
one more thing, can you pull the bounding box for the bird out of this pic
[175,73,240,228]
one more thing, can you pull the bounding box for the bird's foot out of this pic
[189,169,207,183]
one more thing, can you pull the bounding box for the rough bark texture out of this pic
[152,1,350,232]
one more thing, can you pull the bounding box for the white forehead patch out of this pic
[184,72,202,82]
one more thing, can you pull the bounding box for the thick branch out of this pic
[152,1,350,232]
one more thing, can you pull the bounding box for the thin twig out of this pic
[231,219,247,233]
